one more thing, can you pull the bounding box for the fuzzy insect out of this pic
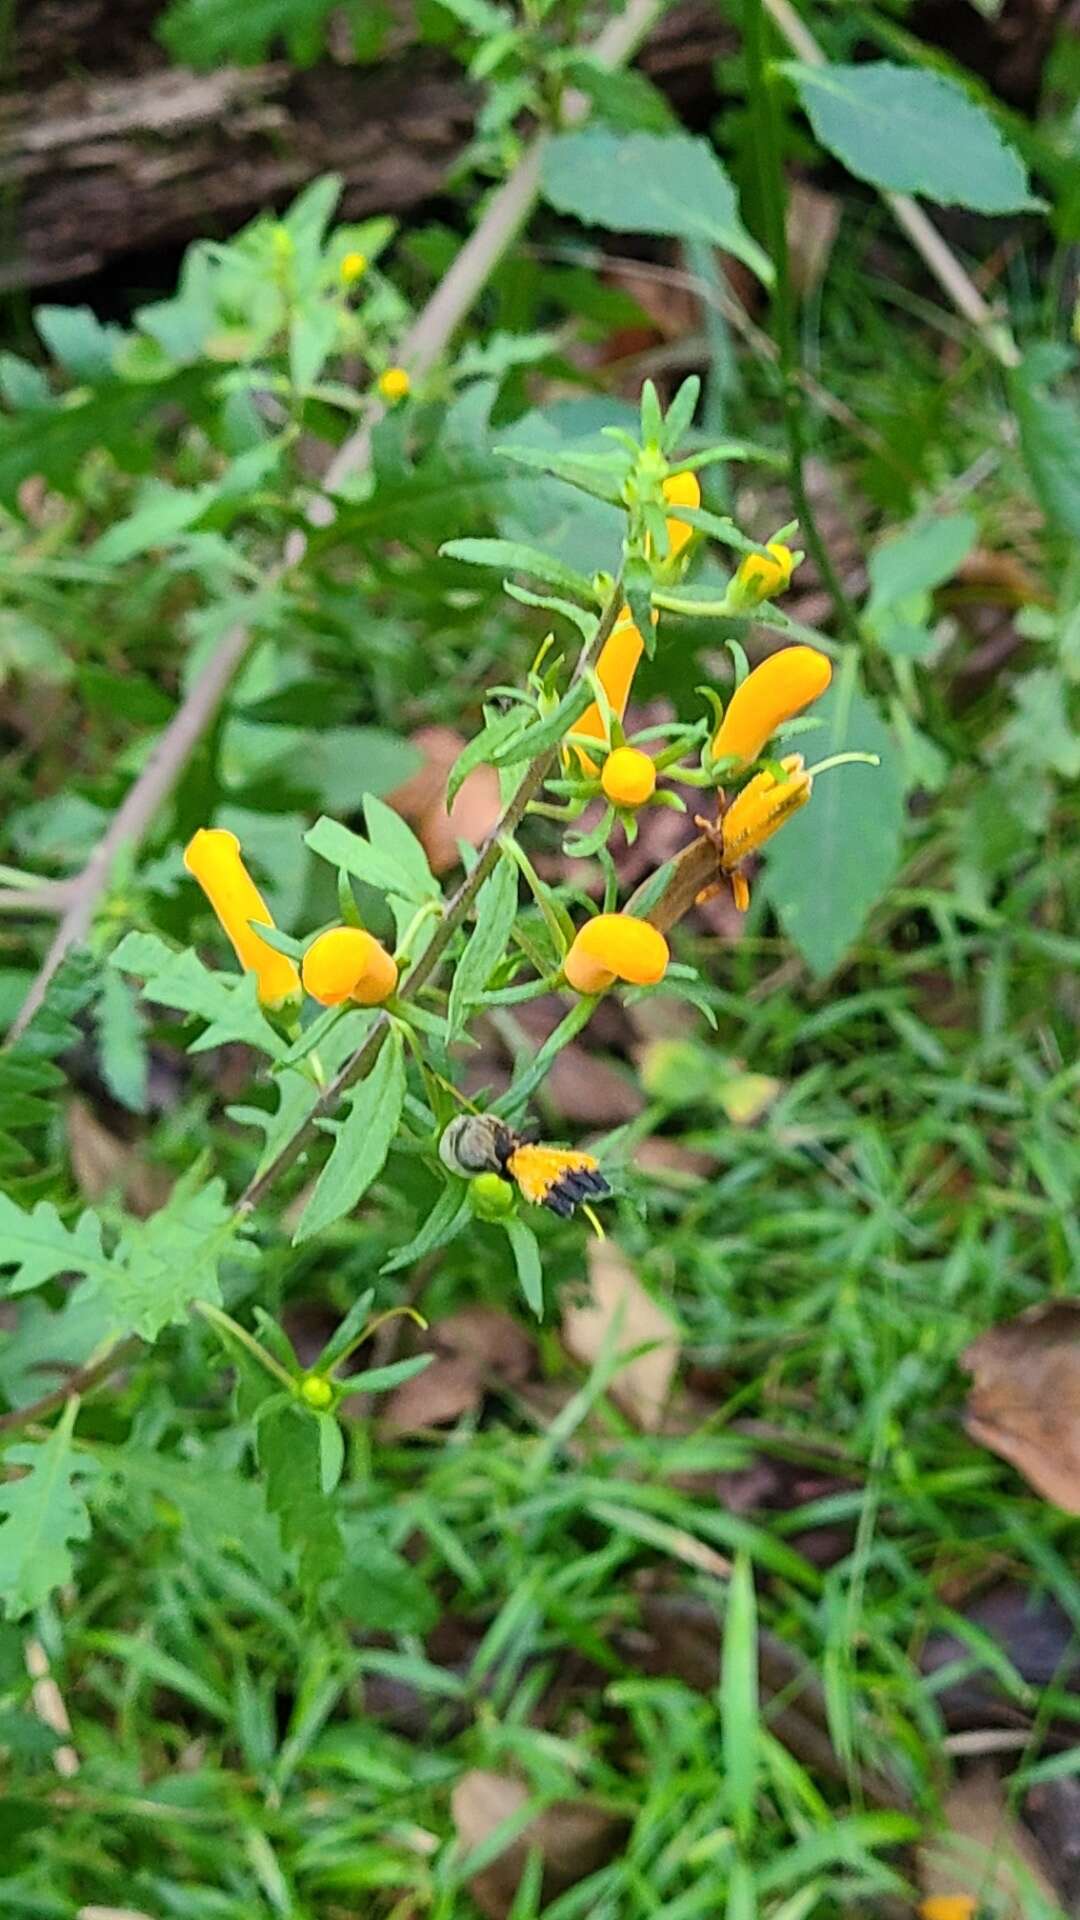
[438,1113,610,1219]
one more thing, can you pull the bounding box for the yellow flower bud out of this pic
[601,746,657,809]
[378,366,410,402]
[299,1374,334,1410]
[711,645,832,771]
[919,1902,977,1920]
[340,250,367,286]
[733,541,796,605]
[661,468,700,559]
[301,926,398,1007]
[564,913,669,995]
[721,754,812,867]
[183,828,301,1008]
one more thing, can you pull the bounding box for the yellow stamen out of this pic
[564,913,669,995]
[183,828,301,1008]
[721,754,811,866]
[712,645,832,771]
[301,925,398,1007]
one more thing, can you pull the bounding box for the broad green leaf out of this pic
[505,1218,544,1318]
[100,1170,239,1340]
[1010,350,1080,539]
[259,1403,344,1592]
[447,856,519,1038]
[722,1554,760,1848]
[293,1030,406,1243]
[0,1282,113,1410]
[0,1197,108,1297]
[34,305,123,382]
[558,55,675,134]
[110,931,287,1058]
[1002,667,1080,780]
[0,1401,99,1618]
[540,129,772,285]
[761,676,904,979]
[866,513,978,615]
[783,62,1038,212]
[440,537,596,601]
[335,1524,439,1633]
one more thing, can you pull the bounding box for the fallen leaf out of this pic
[451,1769,628,1920]
[545,1044,644,1126]
[378,1354,483,1435]
[389,724,501,875]
[633,1138,716,1182]
[562,1240,679,1431]
[67,1099,171,1218]
[962,1304,1080,1513]
[430,1308,534,1383]
[379,1310,535,1434]
[918,1765,1059,1915]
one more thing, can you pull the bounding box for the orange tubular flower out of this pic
[564,914,669,995]
[721,754,811,870]
[711,645,832,772]
[573,472,703,772]
[184,828,301,1008]
[602,746,656,809]
[301,926,398,1007]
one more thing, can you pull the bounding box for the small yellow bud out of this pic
[564,914,669,996]
[468,1172,516,1222]
[299,1374,334,1410]
[340,250,367,287]
[378,366,411,402]
[733,542,796,606]
[601,746,657,809]
[302,926,398,1008]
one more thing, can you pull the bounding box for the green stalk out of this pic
[741,0,862,649]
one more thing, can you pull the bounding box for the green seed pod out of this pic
[468,1172,516,1222]
[299,1373,334,1411]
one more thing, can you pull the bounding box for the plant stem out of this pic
[741,0,862,650]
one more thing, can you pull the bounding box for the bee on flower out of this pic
[439,1114,610,1218]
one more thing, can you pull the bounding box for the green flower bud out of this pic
[468,1172,515,1222]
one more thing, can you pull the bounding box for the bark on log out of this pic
[0,2,730,296]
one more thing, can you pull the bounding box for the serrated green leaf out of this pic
[783,61,1039,212]
[334,1522,438,1632]
[258,1403,344,1592]
[110,931,287,1058]
[0,1401,98,1618]
[93,969,148,1113]
[99,1170,239,1340]
[447,857,520,1039]
[293,1030,406,1243]
[440,537,596,601]
[0,1282,113,1411]
[540,130,772,285]
[0,1198,109,1297]
[761,675,904,979]
[505,1218,544,1318]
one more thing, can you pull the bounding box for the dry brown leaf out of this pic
[545,1044,644,1126]
[962,1305,1080,1514]
[562,1240,679,1432]
[430,1308,534,1384]
[633,1138,716,1182]
[377,1354,483,1435]
[451,1769,628,1920]
[67,1099,171,1219]
[378,1309,535,1434]
[918,1765,1059,1915]
[388,724,501,875]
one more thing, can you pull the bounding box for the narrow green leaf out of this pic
[259,1403,344,1593]
[492,677,596,765]
[722,1553,760,1848]
[293,1030,406,1243]
[304,816,424,902]
[447,707,530,806]
[93,969,148,1113]
[440,537,596,601]
[381,1184,470,1274]
[505,1218,544,1318]
[316,1412,345,1495]
[363,793,440,901]
[447,856,520,1038]
[1010,350,1080,539]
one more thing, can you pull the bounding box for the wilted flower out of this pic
[720,753,812,913]
[183,828,301,1008]
[711,645,832,772]
[563,913,669,995]
[301,925,398,1006]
